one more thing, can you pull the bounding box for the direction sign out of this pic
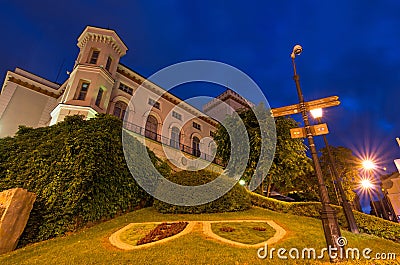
[311,123,329,136]
[271,96,340,117]
[271,103,300,117]
[290,123,329,139]
[305,96,339,109]
[290,127,306,138]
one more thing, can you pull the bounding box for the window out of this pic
[170,127,180,149]
[105,56,112,71]
[145,115,158,141]
[77,82,89,100]
[113,101,128,120]
[193,122,201,130]
[118,83,133,95]
[210,131,215,138]
[172,111,182,120]
[148,98,160,109]
[95,88,104,107]
[192,137,201,157]
[89,50,100,64]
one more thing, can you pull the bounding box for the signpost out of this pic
[271,96,340,118]
[272,95,337,138]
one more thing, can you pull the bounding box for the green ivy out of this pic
[0,115,158,247]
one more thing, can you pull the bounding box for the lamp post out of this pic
[290,45,343,261]
[361,161,389,219]
[310,108,359,233]
[361,179,379,217]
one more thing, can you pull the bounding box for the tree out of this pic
[213,105,315,197]
[266,117,316,198]
[318,145,359,205]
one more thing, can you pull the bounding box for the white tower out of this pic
[50,26,128,125]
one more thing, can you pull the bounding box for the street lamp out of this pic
[310,108,359,234]
[361,160,389,219]
[362,160,376,170]
[360,178,379,217]
[291,45,343,261]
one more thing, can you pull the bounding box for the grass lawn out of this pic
[211,221,276,244]
[0,207,399,265]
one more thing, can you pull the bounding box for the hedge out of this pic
[153,170,251,214]
[0,114,159,246]
[250,192,400,242]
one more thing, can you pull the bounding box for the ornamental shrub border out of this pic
[250,192,400,242]
[153,170,251,214]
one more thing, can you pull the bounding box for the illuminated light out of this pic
[310,108,323,118]
[239,179,246,186]
[361,179,373,189]
[362,160,376,170]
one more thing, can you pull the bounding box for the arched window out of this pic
[170,127,180,149]
[113,101,128,120]
[192,136,201,157]
[145,115,158,141]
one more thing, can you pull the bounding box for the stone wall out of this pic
[0,188,36,254]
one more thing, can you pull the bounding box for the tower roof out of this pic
[77,26,128,57]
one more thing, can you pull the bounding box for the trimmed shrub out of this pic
[153,170,251,214]
[250,192,400,242]
[0,114,161,246]
[351,210,400,242]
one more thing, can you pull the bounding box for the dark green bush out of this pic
[153,170,251,214]
[250,192,400,242]
[0,114,160,246]
[351,210,400,242]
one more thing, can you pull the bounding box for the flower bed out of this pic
[137,222,188,245]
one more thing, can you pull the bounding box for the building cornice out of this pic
[203,89,253,113]
[7,76,59,98]
[77,26,128,57]
[72,64,115,84]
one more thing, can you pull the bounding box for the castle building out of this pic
[381,172,400,222]
[0,26,251,169]
[203,88,254,121]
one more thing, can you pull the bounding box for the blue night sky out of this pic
[0,0,399,180]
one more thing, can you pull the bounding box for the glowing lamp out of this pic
[362,160,376,170]
[310,108,323,119]
[361,179,373,189]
